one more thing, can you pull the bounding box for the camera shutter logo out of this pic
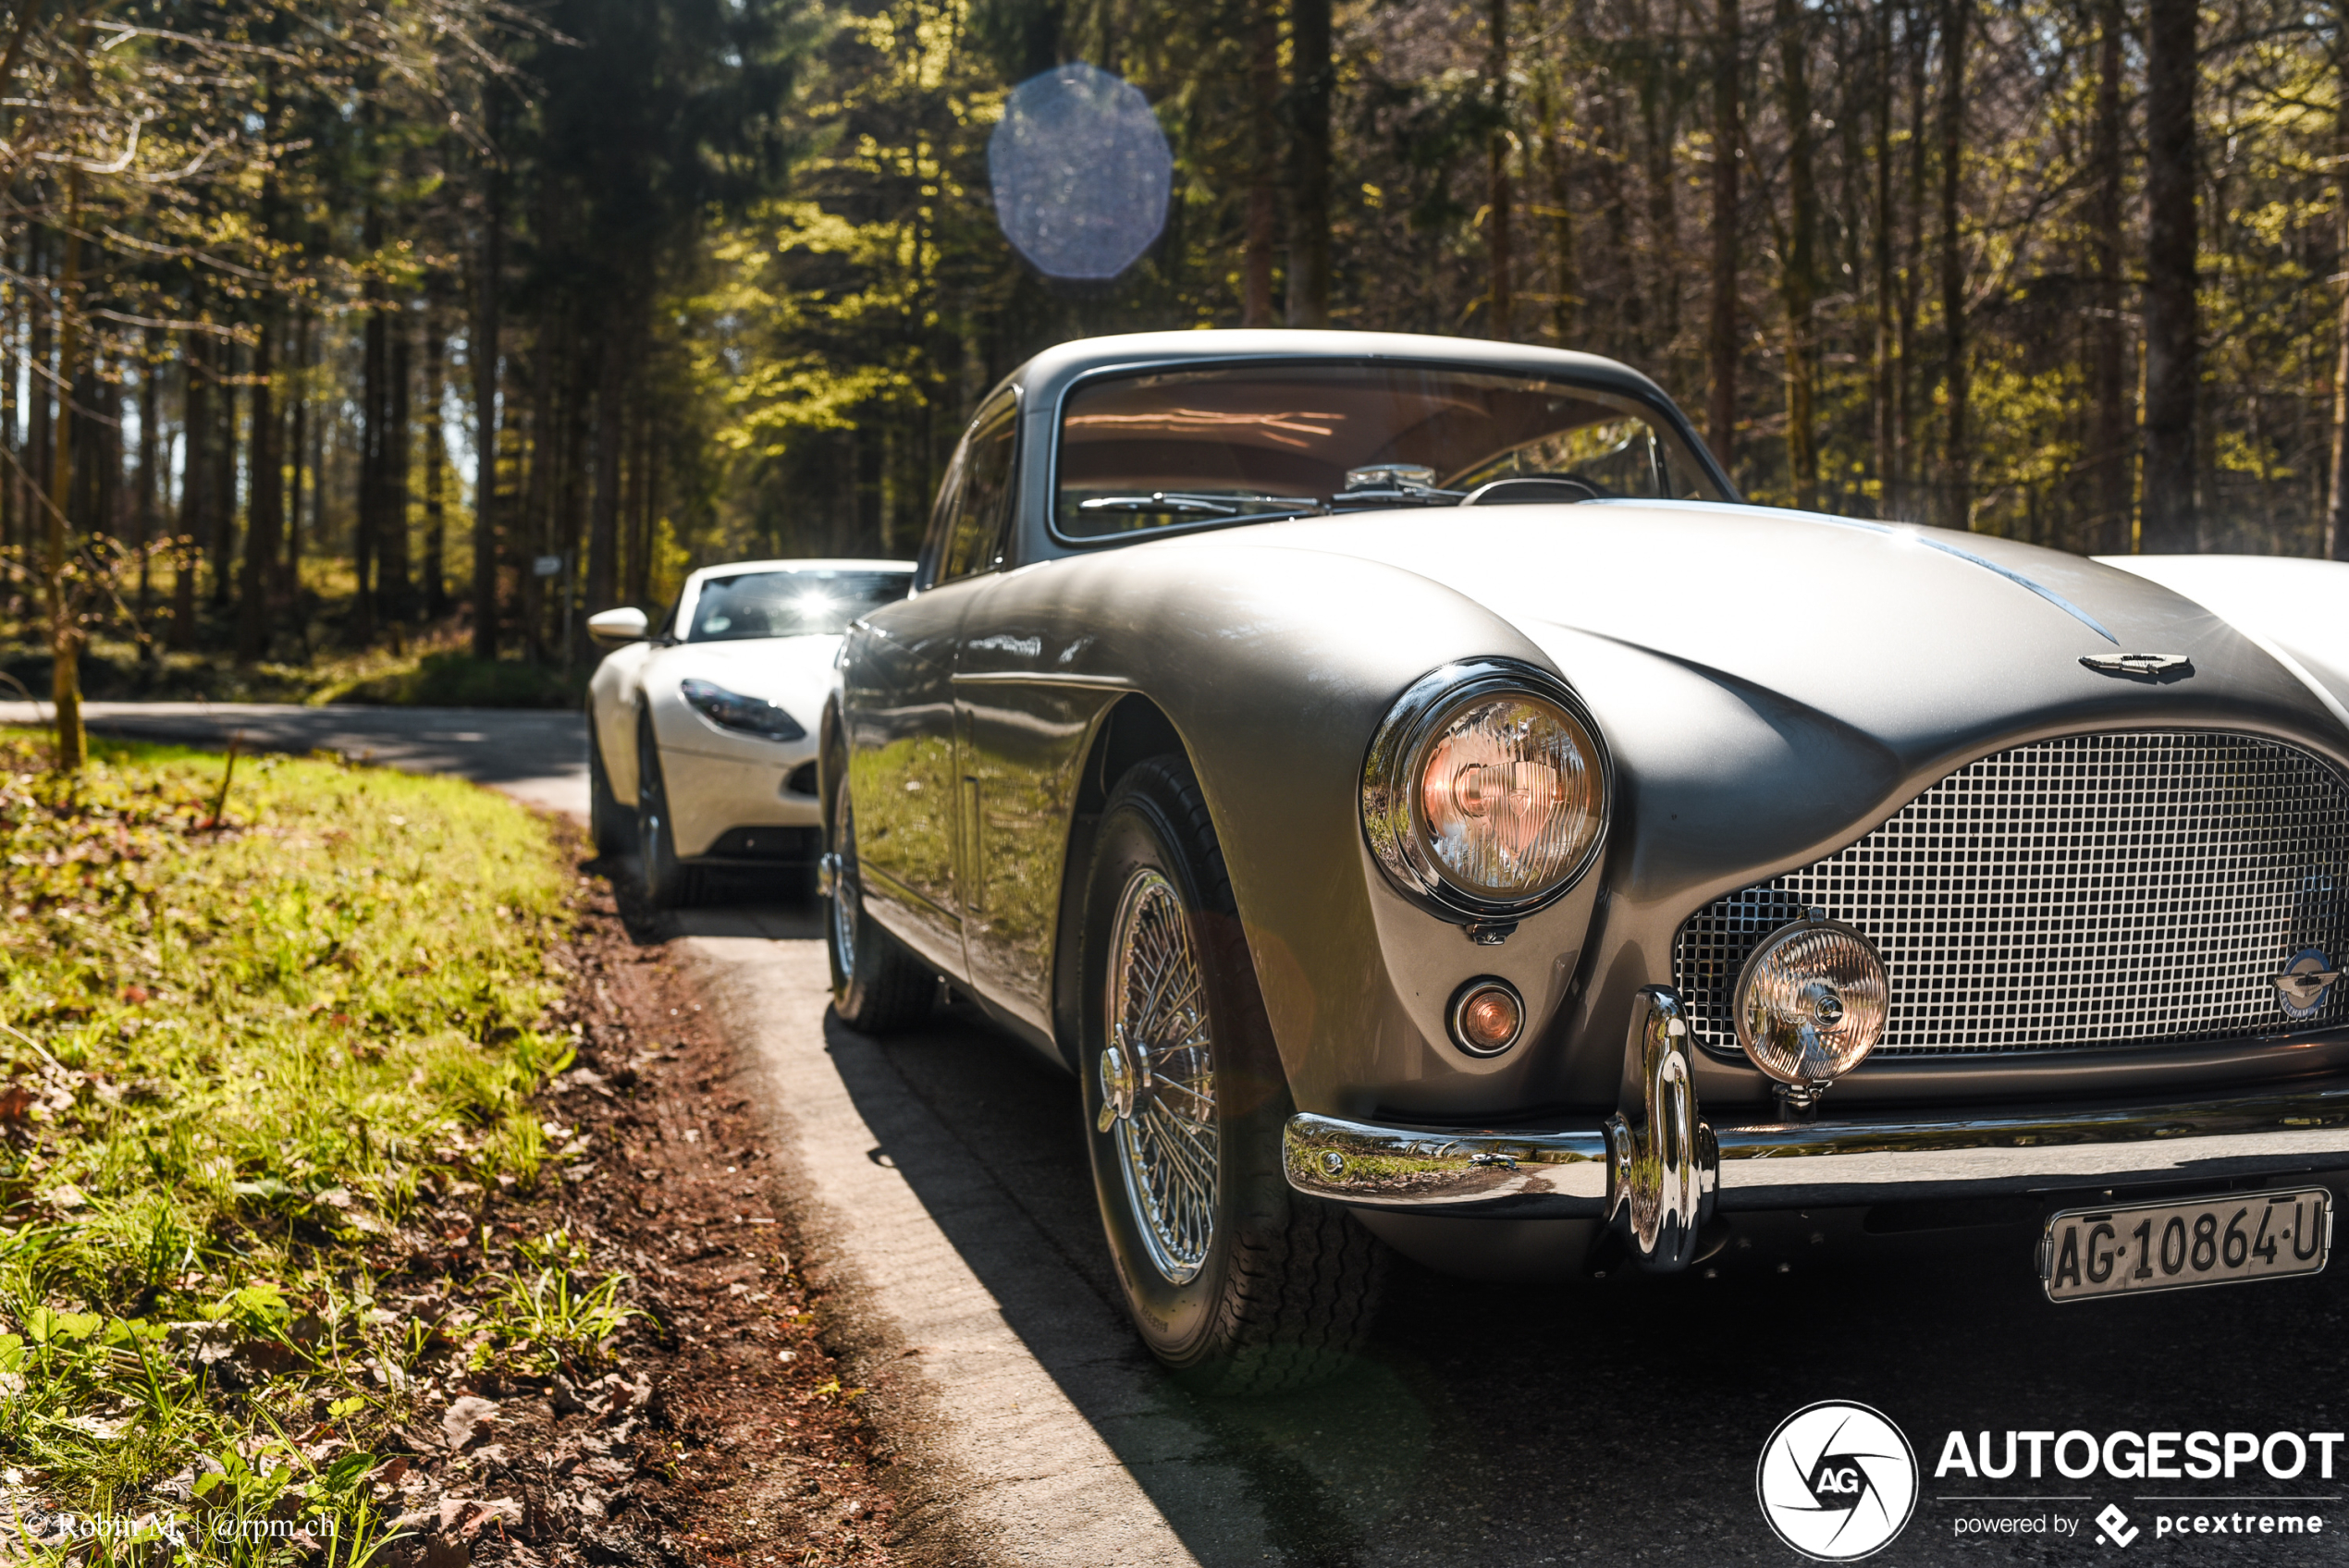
[1755,1402,1919,1561]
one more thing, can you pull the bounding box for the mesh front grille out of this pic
[1673,731,2349,1058]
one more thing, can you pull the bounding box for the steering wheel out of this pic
[1457,474,1605,507]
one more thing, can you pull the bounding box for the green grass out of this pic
[0,730,592,1562]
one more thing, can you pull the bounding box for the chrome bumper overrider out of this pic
[1283,986,2349,1271]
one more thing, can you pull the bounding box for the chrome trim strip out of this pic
[948,671,1138,690]
[1284,1079,2349,1219]
[1903,532,2118,645]
[1781,507,2120,643]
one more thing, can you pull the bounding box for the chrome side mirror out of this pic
[585,606,649,649]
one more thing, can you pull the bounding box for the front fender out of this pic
[957,541,1613,1120]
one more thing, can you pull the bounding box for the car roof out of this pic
[683,557,915,588]
[994,329,1680,414]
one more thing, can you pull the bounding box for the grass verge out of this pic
[0,730,588,1563]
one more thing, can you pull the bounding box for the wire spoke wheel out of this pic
[1107,867,1217,1284]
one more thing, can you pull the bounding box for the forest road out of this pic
[21,701,594,822]
[58,704,2349,1565]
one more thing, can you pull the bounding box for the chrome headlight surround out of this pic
[1360,656,1614,926]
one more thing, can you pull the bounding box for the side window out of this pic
[938,397,1019,585]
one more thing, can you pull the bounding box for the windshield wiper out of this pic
[1078,491,1329,518]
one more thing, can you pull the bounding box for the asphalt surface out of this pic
[5,701,592,822]
[805,986,2349,1568]
[62,704,2349,1566]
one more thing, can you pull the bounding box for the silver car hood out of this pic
[1178,500,2349,910]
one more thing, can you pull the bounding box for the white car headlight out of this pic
[681,678,806,742]
[1362,658,1611,930]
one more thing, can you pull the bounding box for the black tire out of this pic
[635,713,696,911]
[1078,755,1384,1395]
[824,757,934,1034]
[587,717,636,856]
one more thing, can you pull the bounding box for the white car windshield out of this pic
[1055,363,1726,538]
[687,570,911,642]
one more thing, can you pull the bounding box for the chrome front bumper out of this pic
[1283,987,2349,1270]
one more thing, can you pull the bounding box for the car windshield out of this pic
[1054,362,1725,538]
[686,570,911,642]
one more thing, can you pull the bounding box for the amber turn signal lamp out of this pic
[1448,978,1526,1057]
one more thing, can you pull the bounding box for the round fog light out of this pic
[1448,978,1526,1056]
[1734,915,1889,1101]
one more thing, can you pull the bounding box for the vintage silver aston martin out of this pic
[818,329,2349,1391]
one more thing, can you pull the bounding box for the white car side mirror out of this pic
[586,606,650,649]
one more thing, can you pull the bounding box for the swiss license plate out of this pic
[2040,1187,2333,1303]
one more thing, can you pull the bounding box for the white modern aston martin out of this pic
[584,557,914,906]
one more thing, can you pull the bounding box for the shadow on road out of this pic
[635,876,2349,1567]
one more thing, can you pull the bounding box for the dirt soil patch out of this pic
[378,850,930,1568]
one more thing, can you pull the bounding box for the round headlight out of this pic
[1363,658,1611,924]
[1734,916,1890,1096]
[1414,693,1602,900]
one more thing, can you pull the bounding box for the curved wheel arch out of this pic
[1047,694,1220,1075]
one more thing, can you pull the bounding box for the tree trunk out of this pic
[1872,0,1897,517]
[378,317,412,630]
[1285,0,1334,327]
[473,93,505,659]
[2330,98,2349,559]
[1777,0,1818,510]
[1898,5,1928,520]
[301,345,324,655]
[631,414,659,606]
[356,203,385,643]
[1706,0,1741,469]
[621,401,646,605]
[2140,0,2198,551]
[1486,0,1513,338]
[521,326,558,663]
[211,341,238,611]
[424,322,449,616]
[1242,0,1281,326]
[1600,92,1644,358]
[27,221,48,587]
[1637,0,1682,370]
[584,337,625,621]
[1,237,16,600]
[2092,0,2133,553]
[171,338,207,651]
[1937,0,1969,531]
[1539,75,1578,346]
[135,327,158,615]
[285,310,311,604]
[89,357,115,549]
[46,178,85,773]
[558,349,592,662]
[237,314,282,663]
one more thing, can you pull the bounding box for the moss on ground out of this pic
[0,731,596,1563]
